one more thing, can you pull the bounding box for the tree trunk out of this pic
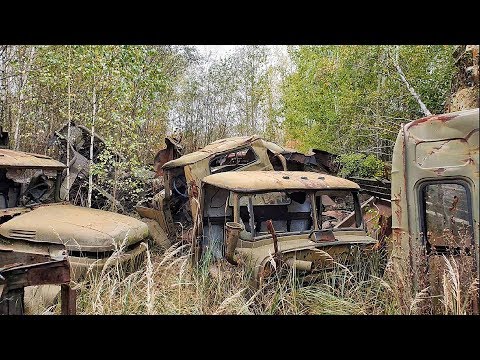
[14,46,35,150]
[66,47,72,201]
[87,76,96,208]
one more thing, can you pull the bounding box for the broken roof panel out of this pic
[202,171,359,193]
[0,149,65,170]
[163,135,263,169]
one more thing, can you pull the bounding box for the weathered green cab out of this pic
[391,108,479,290]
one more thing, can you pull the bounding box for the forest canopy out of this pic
[0,45,457,178]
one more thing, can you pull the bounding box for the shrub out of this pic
[337,153,385,178]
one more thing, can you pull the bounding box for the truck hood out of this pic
[0,204,149,252]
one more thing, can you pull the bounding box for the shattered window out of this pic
[209,147,257,174]
[422,182,473,250]
[317,191,360,229]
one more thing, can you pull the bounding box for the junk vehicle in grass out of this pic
[136,135,343,246]
[391,107,479,310]
[135,135,389,284]
[197,171,378,285]
[0,131,149,314]
[47,121,167,213]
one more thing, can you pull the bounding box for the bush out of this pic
[337,153,385,178]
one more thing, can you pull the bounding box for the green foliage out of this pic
[337,153,385,178]
[2,45,192,162]
[282,45,456,159]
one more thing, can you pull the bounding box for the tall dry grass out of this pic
[69,242,386,315]
[37,222,477,315]
[64,236,478,315]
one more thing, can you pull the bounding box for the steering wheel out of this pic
[173,177,188,198]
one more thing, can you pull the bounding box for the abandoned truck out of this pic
[136,135,339,246]
[0,147,149,310]
[197,171,377,284]
[391,107,479,299]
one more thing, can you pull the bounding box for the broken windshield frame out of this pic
[0,167,63,209]
[232,190,319,240]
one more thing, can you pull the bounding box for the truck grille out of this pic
[9,229,37,240]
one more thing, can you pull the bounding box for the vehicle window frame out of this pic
[315,189,363,230]
[0,167,62,207]
[417,178,474,248]
[208,146,259,174]
[235,190,316,240]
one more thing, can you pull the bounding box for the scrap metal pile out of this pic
[47,122,162,214]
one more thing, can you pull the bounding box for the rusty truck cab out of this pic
[199,171,378,284]
[391,108,479,293]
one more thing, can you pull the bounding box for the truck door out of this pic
[418,180,477,311]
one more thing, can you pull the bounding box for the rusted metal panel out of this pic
[238,231,377,284]
[61,284,76,315]
[0,241,75,315]
[2,261,71,289]
[0,149,65,170]
[391,107,479,290]
[153,136,184,177]
[337,196,392,241]
[49,121,154,213]
[163,135,338,174]
[348,177,391,200]
[202,171,359,193]
[163,135,261,169]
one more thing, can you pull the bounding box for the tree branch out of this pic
[392,46,432,116]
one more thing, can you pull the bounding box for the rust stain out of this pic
[407,113,460,129]
[434,168,446,176]
[189,180,199,199]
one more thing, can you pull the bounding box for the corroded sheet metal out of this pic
[0,241,75,315]
[237,231,377,282]
[391,107,479,286]
[153,136,184,177]
[0,204,149,252]
[202,171,359,193]
[405,108,478,141]
[0,149,65,169]
[162,134,338,174]
[163,135,261,169]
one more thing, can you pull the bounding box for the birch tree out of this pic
[87,74,96,208]
[66,46,72,201]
